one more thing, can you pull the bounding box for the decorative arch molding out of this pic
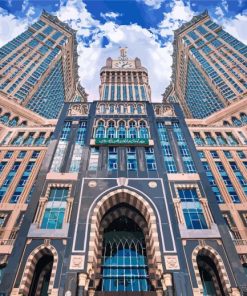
[86,187,164,280]
[192,244,232,295]
[18,242,58,295]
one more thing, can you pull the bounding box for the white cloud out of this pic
[218,10,247,43]
[0,0,246,103]
[221,0,228,12]
[140,0,164,9]
[158,0,195,36]
[22,0,29,12]
[0,8,29,47]
[215,6,224,18]
[100,11,122,20]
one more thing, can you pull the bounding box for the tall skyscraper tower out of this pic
[0,10,87,119]
[1,48,246,296]
[164,11,247,119]
[164,11,247,282]
[0,11,87,283]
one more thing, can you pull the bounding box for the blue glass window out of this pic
[0,162,20,201]
[88,147,99,171]
[178,188,208,229]
[43,26,54,36]
[237,151,246,159]
[129,122,137,139]
[107,122,115,139]
[4,151,13,159]
[104,86,109,100]
[127,147,137,171]
[10,161,35,203]
[32,151,40,159]
[139,121,149,139]
[215,161,240,203]
[41,187,68,229]
[210,151,218,158]
[108,147,118,171]
[41,208,65,229]
[96,121,105,139]
[111,85,115,100]
[173,122,196,173]
[101,217,151,292]
[157,123,177,173]
[118,122,126,139]
[224,151,232,159]
[0,162,7,173]
[18,151,26,159]
[145,147,156,171]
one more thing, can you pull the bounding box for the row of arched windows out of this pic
[94,120,150,139]
[223,113,247,127]
[96,103,145,115]
[0,110,27,127]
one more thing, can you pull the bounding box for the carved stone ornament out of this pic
[148,181,157,188]
[69,255,85,270]
[164,255,180,270]
[44,239,51,246]
[88,181,97,188]
[68,104,88,116]
[117,178,128,186]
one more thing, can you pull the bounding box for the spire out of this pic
[119,47,128,59]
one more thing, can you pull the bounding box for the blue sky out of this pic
[0,0,247,101]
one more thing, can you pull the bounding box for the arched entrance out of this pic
[28,254,53,296]
[98,206,153,292]
[19,244,58,296]
[192,245,231,296]
[86,188,165,294]
[197,254,224,296]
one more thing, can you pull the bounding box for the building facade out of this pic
[164,10,247,119]
[0,10,87,119]
[0,11,87,286]
[163,11,247,277]
[0,48,246,296]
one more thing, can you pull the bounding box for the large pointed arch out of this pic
[86,187,164,289]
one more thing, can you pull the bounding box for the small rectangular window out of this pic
[88,147,99,171]
[145,147,157,171]
[108,147,118,171]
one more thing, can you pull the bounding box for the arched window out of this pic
[107,121,115,139]
[109,104,114,113]
[139,121,149,139]
[29,253,53,295]
[0,113,10,124]
[8,117,19,127]
[129,121,137,139]
[100,217,151,292]
[96,121,105,139]
[129,105,135,114]
[100,104,106,113]
[137,104,143,114]
[240,113,247,124]
[232,117,242,126]
[223,121,230,127]
[118,121,126,139]
[197,253,225,296]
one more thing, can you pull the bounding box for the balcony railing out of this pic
[233,239,247,246]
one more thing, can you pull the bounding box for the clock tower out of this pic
[99,48,151,101]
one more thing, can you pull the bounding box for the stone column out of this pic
[77,273,88,296]
[163,274,173,296]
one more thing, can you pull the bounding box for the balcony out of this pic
[0,239,15,254]
[233,239,247,254]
